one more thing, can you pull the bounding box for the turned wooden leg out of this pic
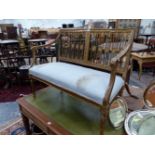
[21,113,31,135]
[131,59,133,76]
[30,78,36,98]
[125,83,139,99]
[100,114,104,135]
[100,106,108,135]
[138,62,142,80]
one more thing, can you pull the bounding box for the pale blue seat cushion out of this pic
[29,62,124,105]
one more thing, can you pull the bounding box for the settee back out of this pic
[58,28,134,78]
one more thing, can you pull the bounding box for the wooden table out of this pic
[99,42,148,52]
[139,34,155,44]
[131,52,155,80]
[17,87,124,135]
[148,38,155,49]
[131,42,148,52]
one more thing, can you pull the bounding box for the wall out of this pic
[1,19,155,34]
[0,19,84,29]
[140,19,155,34]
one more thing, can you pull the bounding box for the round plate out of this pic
[124,110,155,135]
[138,115,155,135]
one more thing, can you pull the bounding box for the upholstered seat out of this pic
[29,62,124,105]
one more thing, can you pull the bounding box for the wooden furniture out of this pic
[134,37,145,44]
[0,39,19,87]
[0,37,55,87]
[131,42,148,52]
[0,33,4,39]
[17,87,125,135]
[0,24,14,31]
[144,80,155,108]
[0,38,54,68]
[38,30,48,38]
[139,34,155,45]
[29,28,59,37]
[148,38,155,50]
[99,41,148,53]
[30,32,40,39]
[0,39,19,68]
[28,38,55,64]
[115,19,141,38]
[17,38,55,83]
[29,28,134,134]
[6,26,18,39]
[131,52,155,80]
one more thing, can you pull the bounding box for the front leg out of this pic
[30,77,36,98]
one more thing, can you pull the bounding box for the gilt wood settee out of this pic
[29,28,134,134]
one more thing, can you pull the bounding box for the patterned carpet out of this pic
[130,71,155,88]
[0,102,21,126]
[0,118,25,135]
[0,82,46,102]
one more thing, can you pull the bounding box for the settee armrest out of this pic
[102,60,118,106]
[30,33,60,66]
[111,30,134,65]
[103,42,133,106]
[111,44,131,64]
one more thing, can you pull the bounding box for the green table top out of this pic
[24,87,125,135]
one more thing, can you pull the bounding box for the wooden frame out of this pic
[143,80,155,108]
[29,28,134,134]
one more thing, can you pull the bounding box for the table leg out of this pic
[145,36,148,44]
[138,62,142,80]
[131,59,133,76]
[21,113,31,135]
[30,78,36,98]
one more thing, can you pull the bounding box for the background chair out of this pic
[16,38,31,84]
[134,37,145,44]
